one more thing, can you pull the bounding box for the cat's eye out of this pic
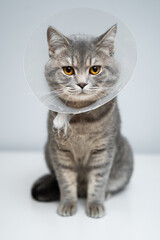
[89,66,101,75]
[63,66,74,75]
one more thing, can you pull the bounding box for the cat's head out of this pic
[45,24,119,108]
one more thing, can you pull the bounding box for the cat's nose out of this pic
[77,83,87,89]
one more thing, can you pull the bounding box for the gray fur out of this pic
[31,25,133,218]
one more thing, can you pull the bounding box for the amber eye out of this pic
[89,66,101,75]
[63,66,74,75]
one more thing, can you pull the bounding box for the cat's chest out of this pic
[56,121,108,165]
[58,133,94,165]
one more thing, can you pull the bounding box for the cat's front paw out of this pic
[86,202,105,218]
[57,202,77,217]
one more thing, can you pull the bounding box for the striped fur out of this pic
[31,25,133,218]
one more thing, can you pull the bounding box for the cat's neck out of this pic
[69,97,117,123]
[60,99,97,109]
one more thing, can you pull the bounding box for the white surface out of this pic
[0,152,160,240]
[0,0,160,153]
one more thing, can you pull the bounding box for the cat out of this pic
[31,24,133,218]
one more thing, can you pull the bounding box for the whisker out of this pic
[64,95,71,106]
[40,91,63,103]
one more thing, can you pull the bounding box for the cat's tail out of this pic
[31,174,60,202]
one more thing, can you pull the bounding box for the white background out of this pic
[0,0,160,153]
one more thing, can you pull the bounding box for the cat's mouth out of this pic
[79,91,86,95]
[58,89,98,108]
[55,85,108,108]
[59,87,107,104]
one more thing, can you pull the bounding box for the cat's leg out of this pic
[107,136,134,194]
[86,148,115,218]
[53,149,78,217]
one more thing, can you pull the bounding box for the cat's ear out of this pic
[95,24,117,56]
[47,26,70,57]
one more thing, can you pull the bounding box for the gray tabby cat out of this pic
[31,24,133,218]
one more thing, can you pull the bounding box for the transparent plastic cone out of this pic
[24,8,137,114]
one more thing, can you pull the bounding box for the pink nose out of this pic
[77,83,87,89]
